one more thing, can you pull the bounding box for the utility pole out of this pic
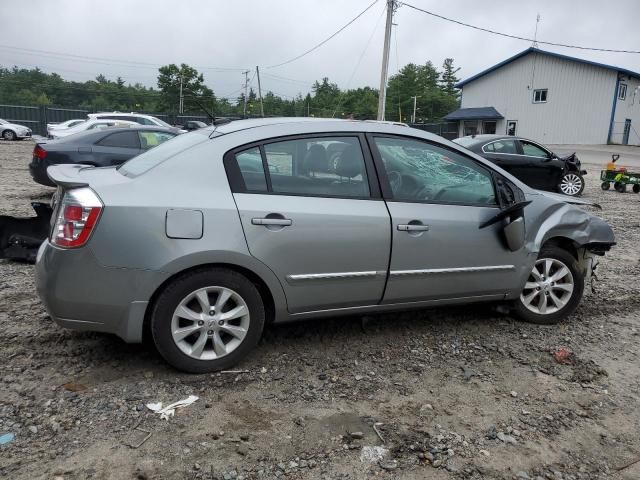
[411,95,420,123]
[178,74,184,114]
[242,70,250,118]
[377,0,396,121]
[256,66,264,117]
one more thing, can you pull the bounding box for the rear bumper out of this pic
[29,161,55,187]
[35,240,168,343]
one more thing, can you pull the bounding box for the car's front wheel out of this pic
[2,129,16,141]
[558,172,584,196]
[151,268,265,373]
[513,245,584,325]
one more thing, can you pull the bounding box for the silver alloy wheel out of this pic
[520,258,574,315]
[560,173,583,196]
[171,286,250,360]
[2,130,15,140]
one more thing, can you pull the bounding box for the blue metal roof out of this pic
[456,47,640,88]
[444,107,503,121]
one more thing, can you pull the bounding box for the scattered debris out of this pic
[360,446,389,464]
[0,202,52,263]
[0,432,15,445]
[553,346,574,364]
[146,395,198,420]
[125,422,152,449]
[220,370,250,374]
[62,382,88,392]
[373,422,385,443]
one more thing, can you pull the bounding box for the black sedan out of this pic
[453,135,587,196]
[29,126,177,186]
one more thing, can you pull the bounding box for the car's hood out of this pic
[534,189,598,207]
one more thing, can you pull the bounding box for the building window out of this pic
[506,120,518,136]
[482,121,497,134]
[463,121,478,136]
[618,83,628,100]
[533,89,548,103]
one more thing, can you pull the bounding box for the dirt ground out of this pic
[1,140,639,480]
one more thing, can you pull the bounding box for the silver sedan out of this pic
[36,118,615,372]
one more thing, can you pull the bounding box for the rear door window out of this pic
[483,140,518,154]
[235,147,268,192]
[96,130,140,148]
[263,137,370,198]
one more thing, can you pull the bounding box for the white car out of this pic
[88,112,183,132]
[47,119,86,137]
[0,118,32,141]
[50,119,138,139]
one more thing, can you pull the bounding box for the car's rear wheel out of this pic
[2,129,16,141]
[558,173,584,196]
[513,245,584,325]
[633,184,640,194]
[151,268,265,373]
[600,182,610,191]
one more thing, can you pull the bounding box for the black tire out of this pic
[2,129,16,141]
[615,182,627,193]
[513,245,584,325]
[633,184,640,194]
[600,182,610,191]
[151,268,265,373]
[558,172,585,196]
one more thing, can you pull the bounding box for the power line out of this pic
[0,44,249,71]
[332,2,386,117]
[401,3,640,54]
[266,0,379,69]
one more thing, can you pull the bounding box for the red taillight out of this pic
[51,188,103,248]
[33,145,47,160]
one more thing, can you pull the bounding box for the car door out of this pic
[518,139,562,190]
[92,130,142,166]
[226,134,391,313]
[369,134,530,303]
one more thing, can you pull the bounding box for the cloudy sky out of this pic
[1,0,638,101]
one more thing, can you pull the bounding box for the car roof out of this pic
[209,117,415,137]
[89,112,155,118]
[47,126,177,144]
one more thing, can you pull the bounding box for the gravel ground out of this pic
[1,140,639,480]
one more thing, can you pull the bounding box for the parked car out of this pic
[47,119,86,138]
[88,112,185,133]
[29,126,177,186]
[453,135,587,196]
[36,118,615,373]
[49,119,138,139]
[0,118,32,141]
[183,120,208,131]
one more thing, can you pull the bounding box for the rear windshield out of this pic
[118,132,208,177]
[452,137,475,147]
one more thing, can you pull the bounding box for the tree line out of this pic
[0,59,460,123]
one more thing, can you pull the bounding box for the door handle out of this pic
[251,217,292,226]
[397,224,429,232]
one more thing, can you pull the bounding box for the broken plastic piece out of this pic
[146,395,198,420]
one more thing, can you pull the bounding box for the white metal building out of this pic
[445,48,640,145]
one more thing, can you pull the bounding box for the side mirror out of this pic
[503,217,525,251]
